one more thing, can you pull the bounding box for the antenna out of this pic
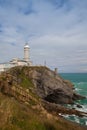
[44,60,46,66]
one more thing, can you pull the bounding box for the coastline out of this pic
[0,66,87,129]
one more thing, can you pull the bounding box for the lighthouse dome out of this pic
[24,43,30,48]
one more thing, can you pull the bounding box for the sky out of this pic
[0,0,87,73]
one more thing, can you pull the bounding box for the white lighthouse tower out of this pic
[24,43,30,62]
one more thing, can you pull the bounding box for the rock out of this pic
[76,104,83,108]
[42,100,87,118]
[44,88,73,104]
[72,93,85,100]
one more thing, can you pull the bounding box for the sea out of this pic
[60,73,87,126]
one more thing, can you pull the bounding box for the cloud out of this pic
[0,0,87,72]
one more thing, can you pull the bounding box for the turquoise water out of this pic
[60,73,87,126]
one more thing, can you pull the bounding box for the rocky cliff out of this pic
[7,66,84,104]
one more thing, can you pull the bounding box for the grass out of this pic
[0,93,56,130]
[7,100,56,130]
[20,74,34,89]
[0,91,86,130]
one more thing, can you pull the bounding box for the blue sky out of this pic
[0,0,87,72]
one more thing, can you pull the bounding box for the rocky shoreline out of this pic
[0,66,87,130]
[42,100,87,118]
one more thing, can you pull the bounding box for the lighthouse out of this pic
[24,43,30,62]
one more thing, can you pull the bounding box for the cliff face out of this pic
[29,67,74,104]
[8,66,83,104]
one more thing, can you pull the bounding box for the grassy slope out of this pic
[0,93,87,130]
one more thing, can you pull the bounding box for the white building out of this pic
[24,43,30,62]
[0,43,32,72]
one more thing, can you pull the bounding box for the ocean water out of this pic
[60,73,87,126]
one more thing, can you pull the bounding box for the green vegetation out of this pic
[20,73,34,89]
[9,66,34,89]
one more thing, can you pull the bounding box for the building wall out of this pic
[0,63,13,72]
[24,47,29,62]
[0,60,32,73]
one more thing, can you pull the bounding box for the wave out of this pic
[60,114,87,126]
[74,82,87,97]
[86,121,87,125]
[75,104,87,113]
[66,103,87,113]
[75,88,82,91]
[73,81,87,85]
[60,73,87,125]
